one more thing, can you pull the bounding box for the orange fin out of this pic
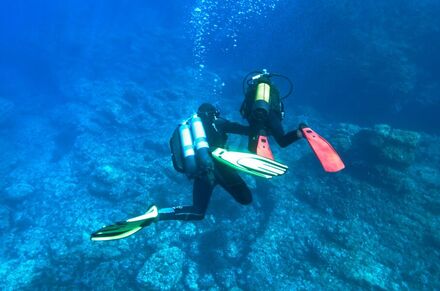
[256,135,274,160]
[301,127,345,172]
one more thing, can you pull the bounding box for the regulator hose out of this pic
[242,70,293,99]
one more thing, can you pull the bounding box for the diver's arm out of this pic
[218,119,249,135]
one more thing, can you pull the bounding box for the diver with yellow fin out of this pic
[91,103,288,241]
[241,69,345,172]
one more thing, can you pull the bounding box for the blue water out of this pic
[1,1,439,289]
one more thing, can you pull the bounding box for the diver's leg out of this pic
[158,174,214,221]
[91,175,215,240]
[247,117,268,152]
[268,112,301,148]
[215,163,252,205]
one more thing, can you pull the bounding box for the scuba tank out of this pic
[169,114,212,178]
[240,69,293,121]
[253,80,271,120]
[190,114,213,171]
[178,122,197,176]
[240,69,293,157]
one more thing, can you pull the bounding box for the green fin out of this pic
[91,205,158,241]
[212,148,288,178]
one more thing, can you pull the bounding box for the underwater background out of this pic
[0,0,439,289]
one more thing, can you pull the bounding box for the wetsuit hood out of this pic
[197,103,219,123]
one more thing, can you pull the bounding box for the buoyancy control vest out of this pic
[170,114,213,178]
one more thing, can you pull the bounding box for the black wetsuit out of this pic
[242,82,301,152]
[248,110,301,152]
[159,118,251,221]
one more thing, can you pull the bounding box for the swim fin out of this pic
[91,205,158,241]
[301,127,345,172]
[212,148,288,178]
[256,135,274,160]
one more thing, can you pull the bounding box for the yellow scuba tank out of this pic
[242,69,292,121]
[252,81,271,120]
[256,82,271,103]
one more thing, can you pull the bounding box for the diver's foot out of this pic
[127,205,159,226]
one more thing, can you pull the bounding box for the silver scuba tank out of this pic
[190,114,213,171]
[178,122,197,176]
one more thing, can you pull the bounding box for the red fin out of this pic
[256,135,274,160]
[301,127,345,172]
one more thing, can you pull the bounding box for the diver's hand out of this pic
[298,122,308,129]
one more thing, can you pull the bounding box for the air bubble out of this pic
[190,0,281,86]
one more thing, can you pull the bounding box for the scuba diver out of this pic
[240,69,345,172]
[158,103,253,222]
[90,74,344,242]
[91,103,288,241]
[240,69,305,159]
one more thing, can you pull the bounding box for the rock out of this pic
[88,164,128,200]
[370,165,417,194]
[95,97,134,126]
[184,260,199,290]
[0,259,47,289]
[50,102,100,132]
[198,273,218,290]
[351,124,421,168]
[341,252,393,290]
[4,182,34,202]
[332,123,362,152]
[412,166,440,190]
[0,206,10,230]
[0,98,14,125]
[93,164,124,185]
[136,246,185,290]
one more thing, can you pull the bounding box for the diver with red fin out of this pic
[240,69,345,172]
